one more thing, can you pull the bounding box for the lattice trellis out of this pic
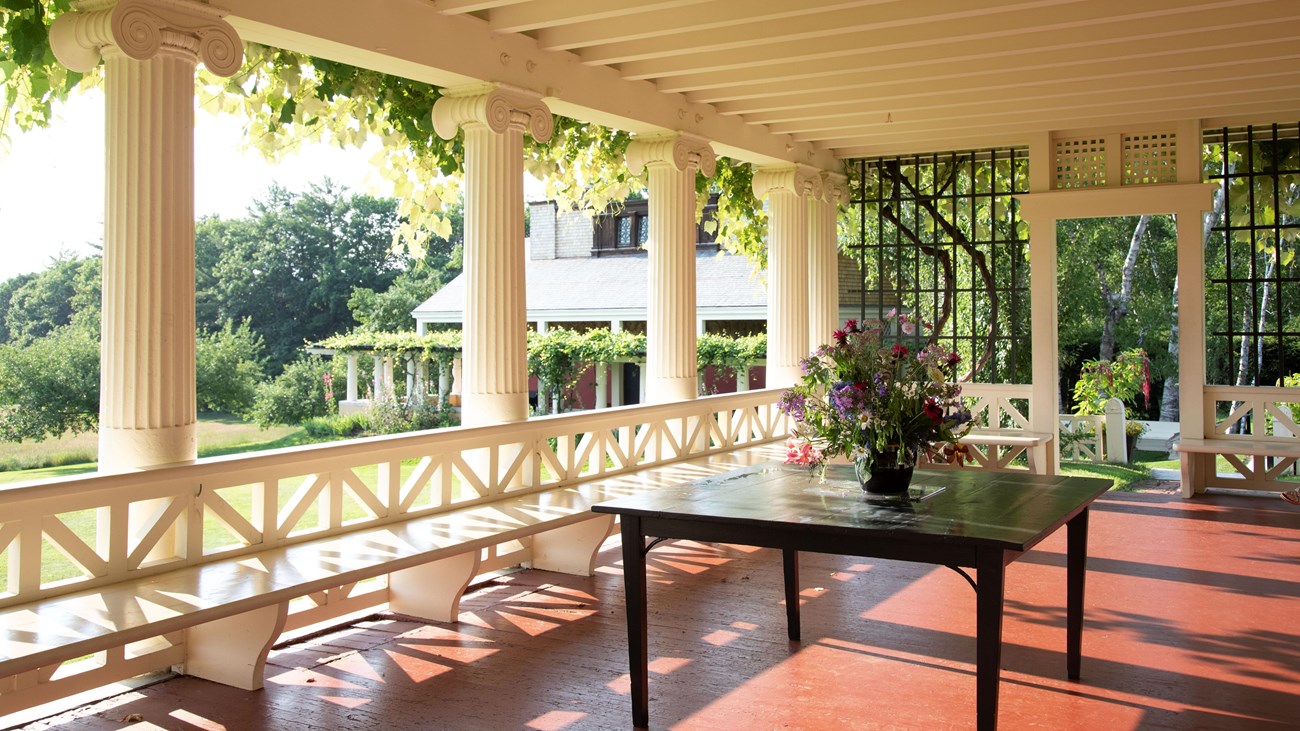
[1122,132,1178,185]
[1053,136,1107,189]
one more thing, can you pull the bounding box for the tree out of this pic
[250,355,337,427]
[1,253,99,344]
[196,320,267,417]
[0,323,99,441]
[348,198,463,332]
[196,182,407,368]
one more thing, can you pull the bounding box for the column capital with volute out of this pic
[818,170,850,207]
[626,132,717,178]
[752,164,822,201]
[50,0,241,75]
[432,84,553,143]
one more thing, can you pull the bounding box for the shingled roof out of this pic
[413,250,768,323]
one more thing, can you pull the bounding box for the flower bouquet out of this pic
[778,313,973,493]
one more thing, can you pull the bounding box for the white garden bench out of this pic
[0,446,780,715]
[0,389,789,718]
[922,428,1055,475]
[1173,437,1300,498]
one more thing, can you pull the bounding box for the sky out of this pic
[0,88,545,283]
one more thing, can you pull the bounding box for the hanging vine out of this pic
[1,2,771,266]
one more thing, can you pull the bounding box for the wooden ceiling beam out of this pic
[486,0,708,35]
[614,0,1283,79]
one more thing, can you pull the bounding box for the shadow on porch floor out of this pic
[17,487,1300,730]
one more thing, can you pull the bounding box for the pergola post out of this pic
[754,166,822,387]
[51,0,241,472]
[433,86,552,427]
[809,172,848,350]
[626,133,717,404]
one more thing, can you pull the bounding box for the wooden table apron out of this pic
[591,463,1108,730]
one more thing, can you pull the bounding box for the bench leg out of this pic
[389,551,481,623]
[183,602,288,690]
[531,515,615,576]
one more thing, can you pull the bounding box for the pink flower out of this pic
[832,329,847,345]
[784,438,821,466]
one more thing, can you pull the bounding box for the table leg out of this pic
[782,548,800,641]
[976,549,1006,731]
[1066,507,1089,680]
[620,516,649,727]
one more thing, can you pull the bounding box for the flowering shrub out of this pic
[779,313,973,473]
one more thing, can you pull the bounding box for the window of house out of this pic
[592,195,720,256]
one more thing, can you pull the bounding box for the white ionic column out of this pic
[809,172,848,350]
[595,365,608,409]
[346,354,359,401]
[51,0,241,471]
[626,133,717,404]
[372,355,383,400]
[434,86,552,427]
[754,166,821,387]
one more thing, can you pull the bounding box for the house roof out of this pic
[222,0,1300,162]
[413,250,769,322]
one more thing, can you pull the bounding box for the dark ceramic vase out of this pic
[854,447,917,495]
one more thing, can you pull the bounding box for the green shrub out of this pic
[302,412,369,438]
[251,356,336,427]
[196,320,267,418]
[366,399,458,435]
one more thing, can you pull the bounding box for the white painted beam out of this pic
[219,0,835,169]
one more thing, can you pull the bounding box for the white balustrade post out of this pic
[754,166,821,387]
[810,172,848,349]
[433,86,552,427]
[1103,397,1128,463]
[627,133,716,404]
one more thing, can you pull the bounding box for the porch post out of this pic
[809,172,848,349]
[434,86,552,427]
[626,133,717,403]
[754,166,821,387]
[51,0,241,471]
[346,353,359,402]
[1021,132,1060,475]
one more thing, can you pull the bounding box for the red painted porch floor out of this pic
[16,485,1300,730]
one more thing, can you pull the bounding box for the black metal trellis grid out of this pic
[1204,122,1300,388]
[846,149,1031,384]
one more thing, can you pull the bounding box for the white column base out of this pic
[98,423,197,472]
[649,376,698,403]
[462,392,529,428]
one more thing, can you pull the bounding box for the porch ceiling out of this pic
[222,0,1300,163]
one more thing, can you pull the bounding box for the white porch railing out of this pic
[1203,385,1300,439]
[958,383,1034,430]
[0,389,788,618]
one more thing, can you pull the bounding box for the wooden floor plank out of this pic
[13,486,1300,730]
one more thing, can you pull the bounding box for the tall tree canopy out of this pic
[196,181,406,367]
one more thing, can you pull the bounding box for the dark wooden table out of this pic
[592,462,1110,730]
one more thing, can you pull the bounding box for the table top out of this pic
[592,462,1110,552]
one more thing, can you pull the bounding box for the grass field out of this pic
[0,415,306,485]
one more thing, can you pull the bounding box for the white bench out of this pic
[1173,437,1300,498]
[923,429,1055,475]
[0,446,780,716]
